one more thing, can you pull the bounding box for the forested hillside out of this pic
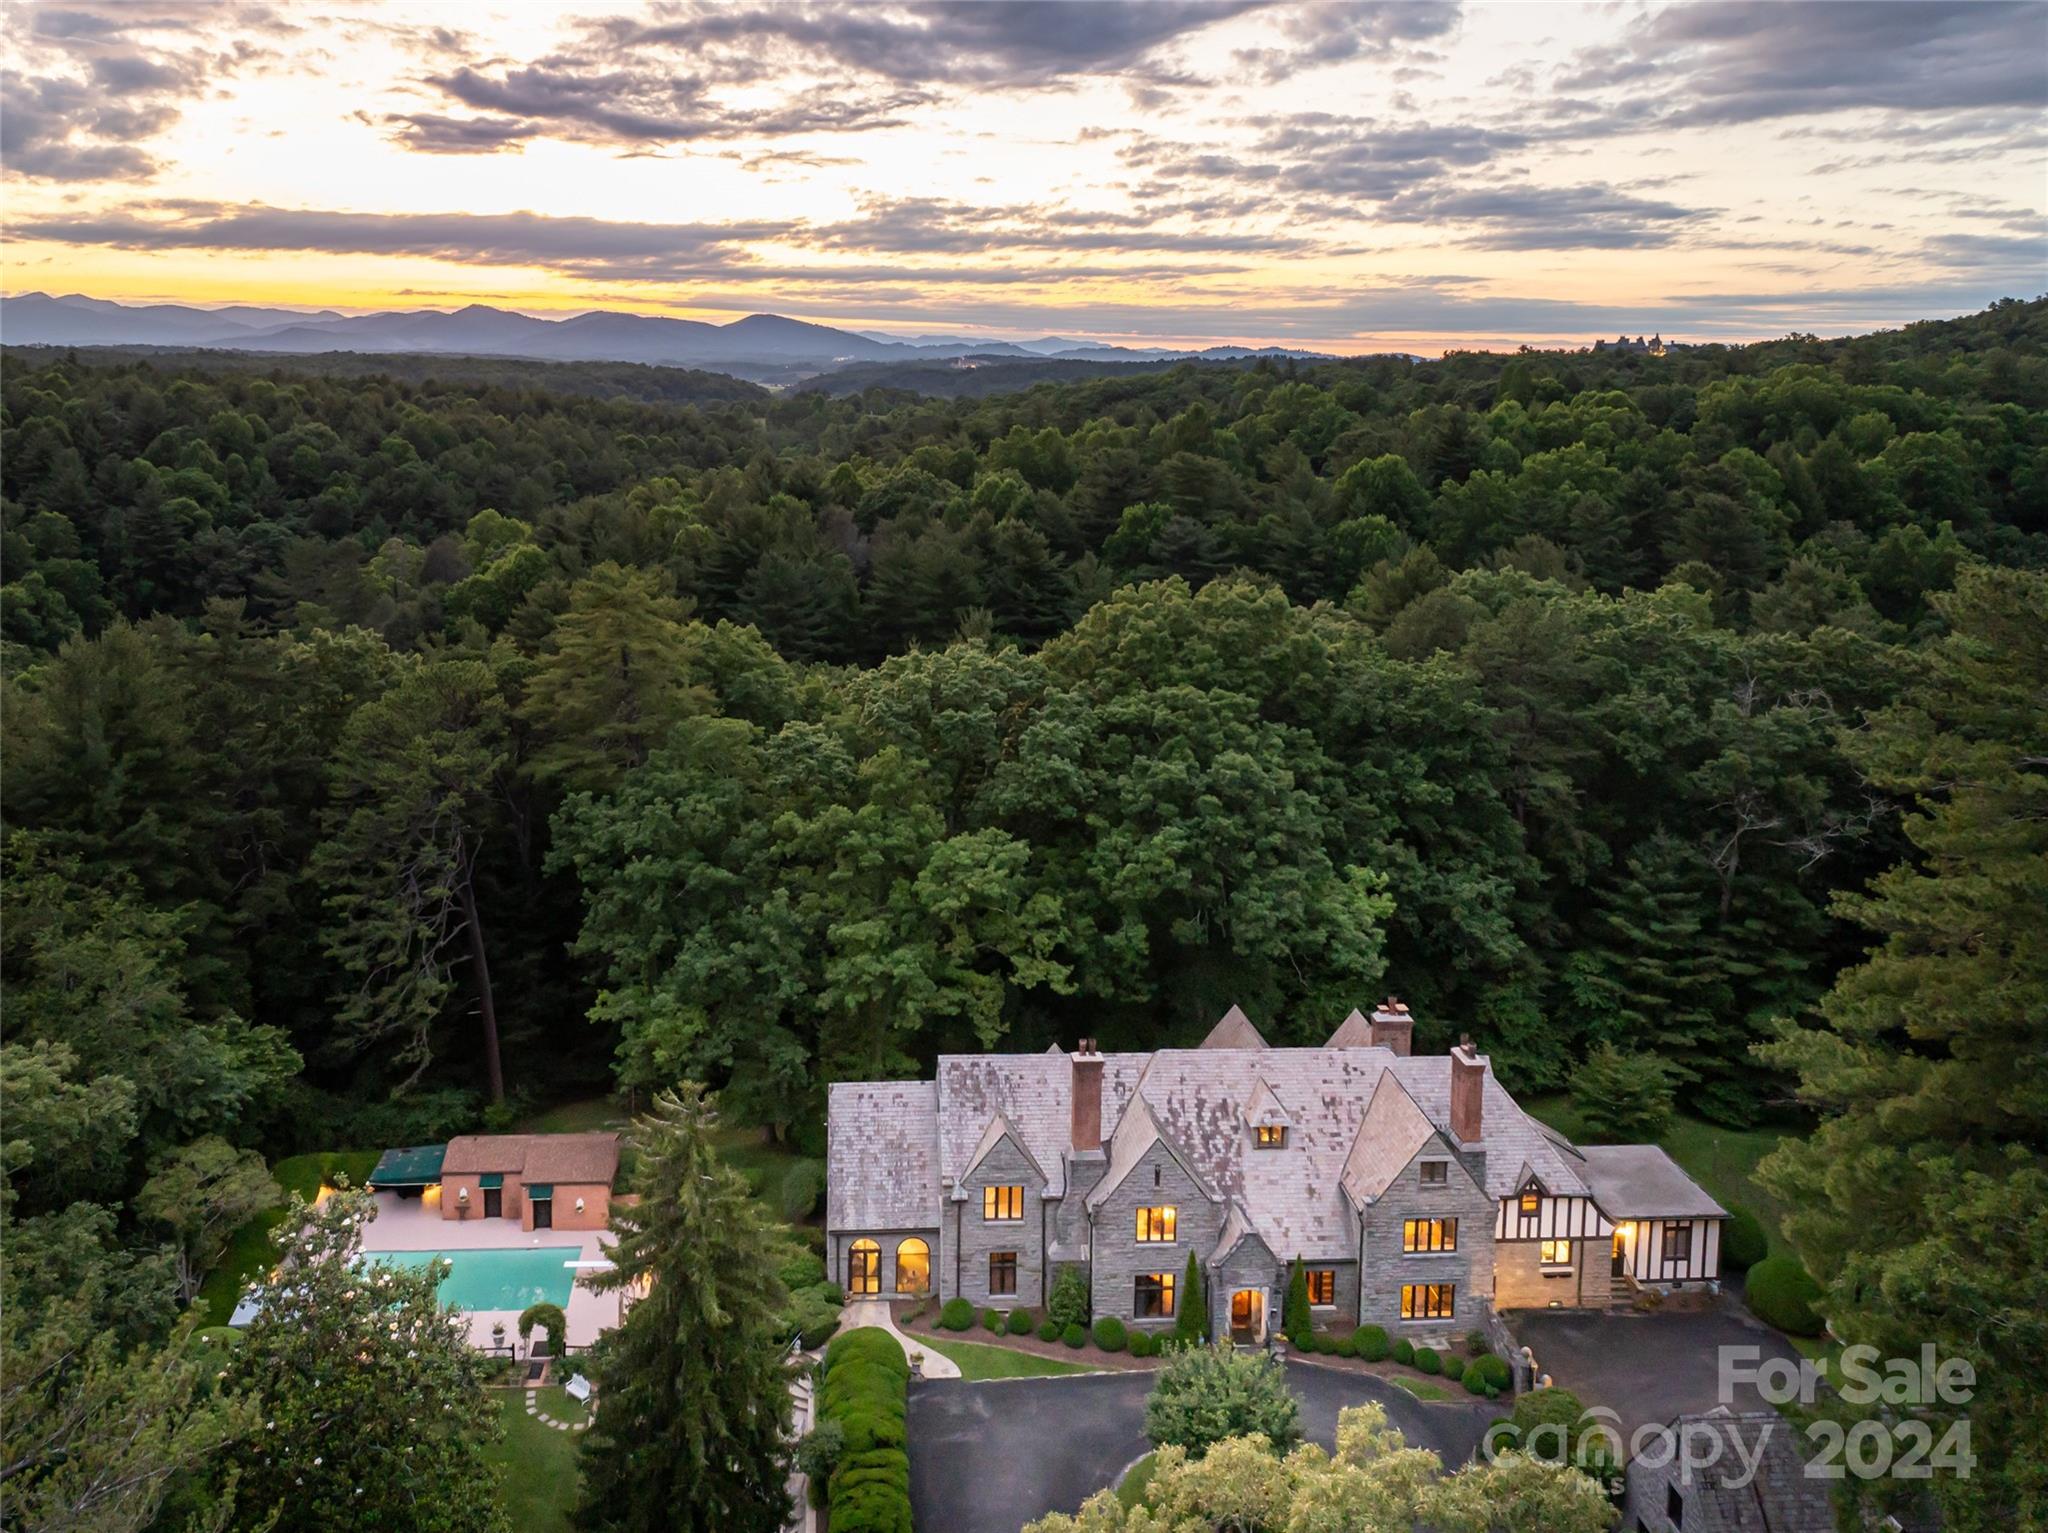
[1,297,2040,1146]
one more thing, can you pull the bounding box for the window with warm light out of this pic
[1134,1272,1175,1317]
[1540,1239,1572,1267]
[848,1239,880,1296]
[896,1237,930,1293]
[1400,1282,1455,1320]
[1519,1187,1541,1218]
[1135,1206,1177,1242]
[1256,1125,1288,1148]
[983,1184,1023,1221]
[1306,1268,1335,1305]
[1402,1217,1457,1253]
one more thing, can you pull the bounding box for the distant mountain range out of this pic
[3,292,1333,382]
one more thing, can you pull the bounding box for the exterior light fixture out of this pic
[457,1186,469,1202]
[575,1197,586,1214]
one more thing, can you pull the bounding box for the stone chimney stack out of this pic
[1368,998,1414,1056]
[1070,1039,1103,1153]
[1449,1034,1486,1148]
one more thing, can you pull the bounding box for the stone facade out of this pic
[951,1133,1048,1308]
[1088,1138,1225,1329]
[830,1227,940,1298]
[1360,1142,1493,1337]
[1211,1230,1282,1340]
[1493,1236,1613,1310]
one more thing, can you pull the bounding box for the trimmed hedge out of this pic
[1746,1254,1825,1336]
[1392,1338,1415,1366]
[1442,1354,1465,1382]
[1128,1330,1158,1358]
[1062,1322,1087,1348]
[1006,1308,1034,1336]
[1723,1206,1770,1271]
[1352,1325,1389,1362]
[938,1297,975,1331]
[1334,1335,1357,1358]
[1037,1319,1062,1343]
[1464,1354,1511,1395]
[982,1308,1002,1333]
[1092,1316,1127,1352]
[1413,1345,1441,1375]
[820,1329,912,1533]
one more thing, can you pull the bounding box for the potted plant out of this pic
[491,1321,507,1350]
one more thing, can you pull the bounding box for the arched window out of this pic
[848,1238,880,1295]
[895,1238,930,1294]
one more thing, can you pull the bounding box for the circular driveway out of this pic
[906,1358,1495,1533]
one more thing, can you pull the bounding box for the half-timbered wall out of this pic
[1493,1191,1612,1242]
[1611,1217,1721,1283]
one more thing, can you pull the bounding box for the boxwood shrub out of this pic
[1092,1316,1127,1352]
[1128,1330,1158,1358]
[982,1308,1002,1333]
[1413,1345,1442,1375]
[1746,1254,1825,1336]
[1352,1325,1389,1362]
[938,1297,975,1331]
[1392,1338,1415,1366]
[1037,1319,1062,1343]
[1442,1354,1465,1382]
[820,1329,912,1533]
[1062,1322,1087,1349]
[1334,1335,1358,1358]
[1464,1329,1489,1357]
[1464,1354,1512,1395]
[1723,1206,1770,1271]
[1006,1308,1035,1336]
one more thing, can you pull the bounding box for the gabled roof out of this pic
[1632,1410,1836,1532]
[934,1050,1147,1198]
[827,1080,941,1231]
[1086,1096,1216,1212]
[1324,1008,1376,1048]
[1211,1202,1275,1265]
[1578,1144,1727,1219]
[1340,1072,1439,1207]
[962,1112,1046,1184]
[1240,1079,1294,1128]
[1198,1005,1267,1050]
[441,1132,618,1184]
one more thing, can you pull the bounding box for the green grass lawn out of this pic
[488,1390,582,1533]
[516,1098,631,1135]
[196,1150,380,1326]
[914,1335,1093,1380]
[1389,1375,1455,1401]
[1522,1096,1798,1252]
[1116,1451,1159,1509]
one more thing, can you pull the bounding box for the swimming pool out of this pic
[361,1246,582,1311]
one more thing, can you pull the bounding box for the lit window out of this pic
[848,1239,880,1296]
[1519,1185,1541,1218]
[895,1238,930,1294]
[1539,1239,1572,1267]
[1306,1269,1335,1306]
[1403,1218,1457,1253]
[1256,1125,1288,1148]
[1419,1161,1448,1186]
[1400,1282,1455,1320]
[983,1185,1023,1221]
[1134,1272,1176,1318]
[988,1251,1017,1296]
[1135,1206,1177,1243]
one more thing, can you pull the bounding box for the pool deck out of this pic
[363,1192,623,1352]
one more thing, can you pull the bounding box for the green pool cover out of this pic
[361,1246,581,1311]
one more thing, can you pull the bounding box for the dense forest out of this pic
[3,299,2045,1525]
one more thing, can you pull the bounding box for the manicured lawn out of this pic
[516,1097,631,1135]
[195,1150,379,1325]
[1390,1375,1454,1401]
[915,1335,1094,1380]
[1116,1451,1159,1509]
[1523,1096,1798,1251]
[488,1390,581,1533]
[709,1123,825,1225]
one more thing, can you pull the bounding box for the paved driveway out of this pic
[1505,1298,1807,1441]
[907,1359,1494,1533]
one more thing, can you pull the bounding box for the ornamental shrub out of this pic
[1464,1354,1512,1394]
[1006,1308,1034,1336]
[820,1328,912,1533]
[1144,1341,1302,1459]
[1392,1338,1415,1366]
[1037,1319,1061,1343]
[1442,1354,1465,1382]
[1352,1325,1389,1362]
[1746,1254,1825,1336]
[1128,1330,1157,1358]
[1282,1260,1313,1348]
[1062,1322,1087,1349]
[938,1297,975,1331]
[1092,1316,1128,1352]
[1414,1345,1442,1375]
[517,1301,567,1360]
[1723,1206,1770,1271]
[1173,1251,1207,1346]
[1464,1329,1489,1357]
[1048,1267,1091,1331]
[778,1249,828,1291]
[1335,1335,1358,1358]
[982,1308,1002,1333]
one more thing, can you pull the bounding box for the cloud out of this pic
[1378,181,1712,251]
[801,193,1323,256]
[1231,0,1458,84]
[373,112,542,155]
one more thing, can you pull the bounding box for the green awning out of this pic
[525,1184,553,1199]
[367,1144,447,1188]
[478,1173,503,1190]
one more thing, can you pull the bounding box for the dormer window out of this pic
[1255,1125,1288,1148]
[1419,1160,1447,1186]
[1519,1185,1541,1218]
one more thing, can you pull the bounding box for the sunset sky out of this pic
[4,0,2044,353]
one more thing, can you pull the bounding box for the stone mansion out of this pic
[826,1002,1727,1343]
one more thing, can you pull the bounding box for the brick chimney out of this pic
[1369,998,1414,1057]
[1449,1034,1486,1148]
[1070,1039,1103,1153]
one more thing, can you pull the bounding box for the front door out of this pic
[483,1187,502,1219]
[848,1242,880,1295]
[532,1197,552,1229]
[1230,1289,1263,1344]
[1611,1228,1627,1278]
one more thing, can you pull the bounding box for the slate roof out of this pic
[933,1050,1147,1198]
[1577,1144,1727,1218]
[826,1080,941,1231]
[1199,1005,1268,1049]
[1340,1072,1438,1206]
[1324,1008,1376,1048]
[1631,1410,1835,1532]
